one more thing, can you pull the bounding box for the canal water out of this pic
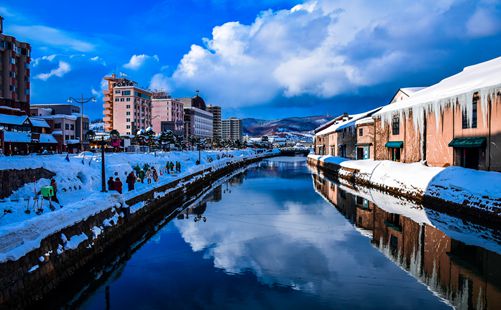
[67,157,500,309]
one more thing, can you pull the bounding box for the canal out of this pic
[61,157,500,309]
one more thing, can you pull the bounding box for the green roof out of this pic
[448,137,486,148]
[385,141,403,148]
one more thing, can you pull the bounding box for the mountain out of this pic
[242,115,331,137]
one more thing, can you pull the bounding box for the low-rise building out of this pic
[181,93,213,140]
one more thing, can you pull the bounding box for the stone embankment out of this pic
[308,155,501,224]
[0,153,274,308]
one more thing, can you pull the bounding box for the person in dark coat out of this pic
[108,177,115,191]
[114,177,123,194]
[50,178,61,205]
[126,171,136,191]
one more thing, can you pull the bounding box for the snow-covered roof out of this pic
[316,107,382,136]
[29,117,50,128]
[66,139,80,145]
[376,57,501,116]
[0,114,29,126]
[0,106,23,112]
[400,87,426,96]
[39,134,58,144]
[52,130,63,135]
[355,117,374,126]
[37,114,78,121]
[2,131,31,143]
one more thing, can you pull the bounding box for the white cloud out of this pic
[149,73,171,92]
[123,54,160,70]
[35,61,71,81]
[466,7,501,37]
[171,0,499,108]
[10,25,95,52]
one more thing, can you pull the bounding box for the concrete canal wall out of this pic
[0,154,275,308]
[307,156,501,224]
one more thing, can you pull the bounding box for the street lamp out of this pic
[67,95,97,152]
[91,133,108,193]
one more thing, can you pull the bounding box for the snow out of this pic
[29,118,50,128]
[0,114,28,126]
[64,232,88,250]
[2,131,31,143]
[315,107,382,136]
[376,57,501,132]
[0,149,278,262]
[309,154,501,214]
[39,134,58,144]
[354,117,374,126]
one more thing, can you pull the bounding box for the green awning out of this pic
[448,137,486,148]
[385,141,403,148]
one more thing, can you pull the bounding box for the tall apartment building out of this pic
[207,105,222,141]
[103,74,152,135]
[151,92,184,136]
[0,17,31,114]
[222,117,243,142]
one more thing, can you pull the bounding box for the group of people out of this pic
[108,161,183,194]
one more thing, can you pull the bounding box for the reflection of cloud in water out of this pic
[175,189,392,296]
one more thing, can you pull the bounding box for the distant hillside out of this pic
[242,115,331,137]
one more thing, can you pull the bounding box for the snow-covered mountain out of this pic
[242,115,331,137]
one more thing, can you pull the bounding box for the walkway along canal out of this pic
[39,157,500,309]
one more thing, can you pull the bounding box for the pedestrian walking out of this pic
[169,161,174,172]
[138,169,145,183]
[114,177,123,194]
[126,171,136,191]
[108,177,115,191]
[152,168,159,182]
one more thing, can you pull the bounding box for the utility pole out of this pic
[67,95,97,152]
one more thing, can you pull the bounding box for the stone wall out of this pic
[0,168,55,199]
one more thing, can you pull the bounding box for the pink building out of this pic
[151,92,184,136]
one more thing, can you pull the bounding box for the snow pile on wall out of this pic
[309,154,501,215]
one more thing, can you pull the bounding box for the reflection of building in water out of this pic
[312,173,501,309]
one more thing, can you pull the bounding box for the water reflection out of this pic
[312,170,501,310]
[73,156,500,310]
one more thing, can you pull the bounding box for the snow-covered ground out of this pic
[309,154,501,215]
[0,149,278,262]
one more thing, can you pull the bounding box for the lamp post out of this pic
[67,95,97,152]
[90,133,107,192]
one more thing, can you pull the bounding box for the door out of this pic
[357,147,364,160]
[462,148,479,169]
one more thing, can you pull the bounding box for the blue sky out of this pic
[2,0,500,121]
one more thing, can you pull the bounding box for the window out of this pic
[126,112,130,115]
[126,97,131,101]
[65,124,69,130]
[126,105,130,109]
[122,90,131,96]
[71,135,75,139]
[392,114,400,135]
[462,99,478,129]
[126,125,131,129]
[115,98,119,102]
[70,124,75,130]
[115,90,121,94]
[55,123,61,129]
[65,135,69,140]
[10,57,16,64]
[359,128,363,136]
[126,118,130,122]
[120,98,124,102]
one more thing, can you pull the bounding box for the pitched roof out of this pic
[0,114,29,126]
[316,107,382,136]
[377,56,501,116]
[29,117,50,128]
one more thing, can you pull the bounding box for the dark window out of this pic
[392,115,400,135]
[462,99,478,129]
[54,123,61,129]
[359,128,363,136]
[65,124,69,130]
[70,124,74,130]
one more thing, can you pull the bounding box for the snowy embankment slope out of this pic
[0,149,277,262]
[309,154,501,216]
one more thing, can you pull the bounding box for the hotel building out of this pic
[207,105,222,141]
[181,94,213,140]
[0,17,31,114]
[151,92,184,136]
[103,74,152,135]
